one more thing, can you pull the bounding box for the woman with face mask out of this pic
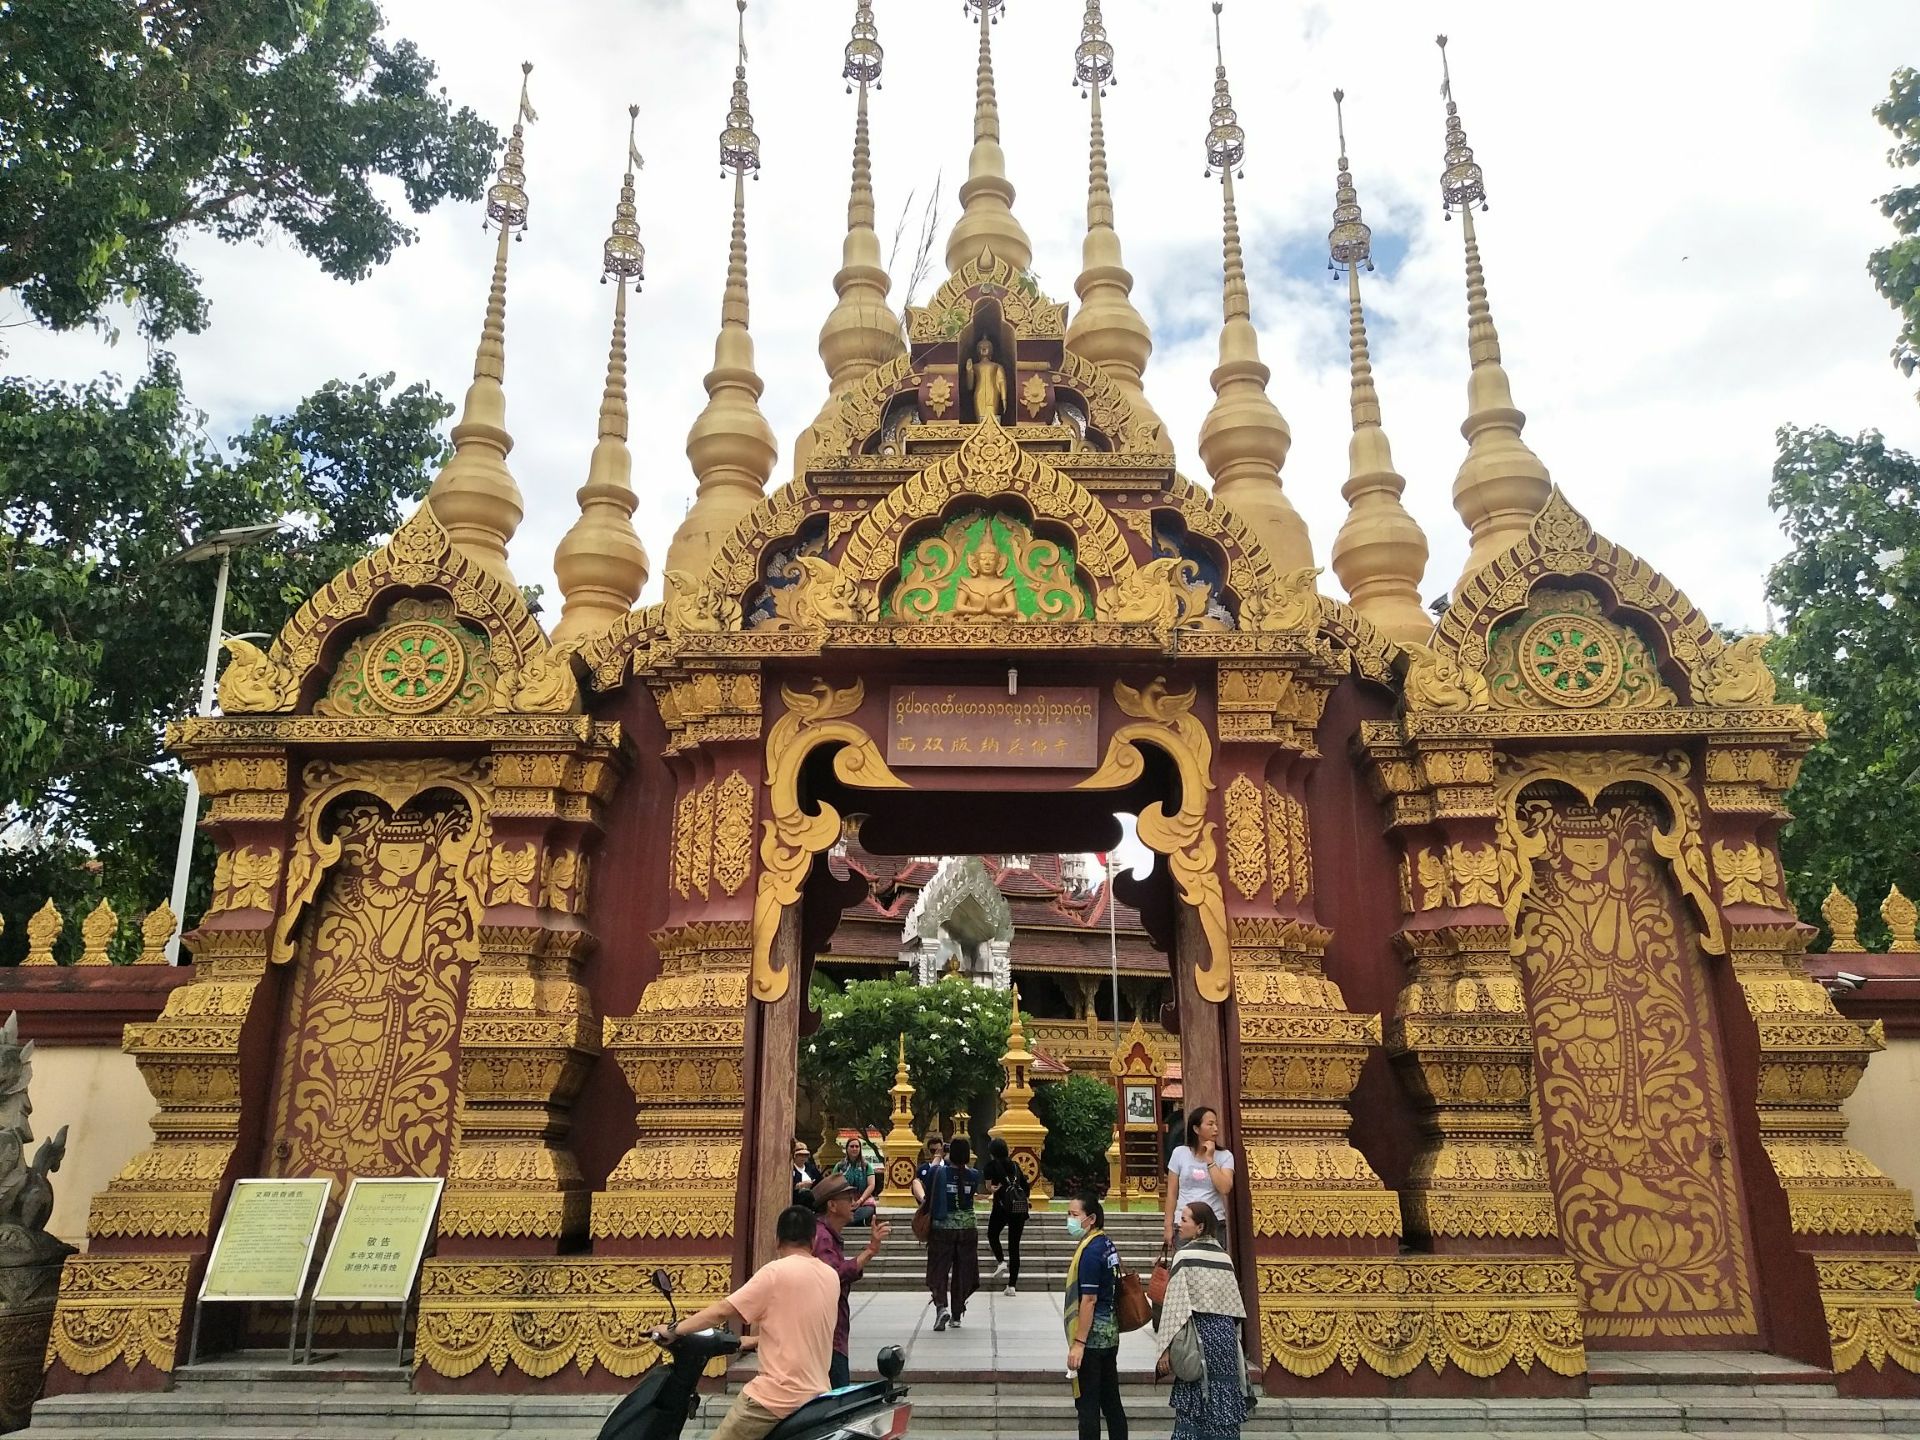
[1064,1190,1128,1440]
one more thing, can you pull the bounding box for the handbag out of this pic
[911,1202,931,1243]
[1166,1315,1206,1384]
[1147,1247,1171,1307]
[1115,1266,1152,1332]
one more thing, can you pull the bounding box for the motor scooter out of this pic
[595,1267,912,1440]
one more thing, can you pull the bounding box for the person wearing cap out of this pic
[810,1171,892,1388]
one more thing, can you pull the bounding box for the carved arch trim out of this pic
[219,503,575,716]
[752,679,908,1002]
[1431,490,1768,711]
[1072,678,1230,1002]
[271,757,493,965]
[1491,748,1725,958]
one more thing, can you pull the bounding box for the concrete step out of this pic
[22,1382,1920,1438]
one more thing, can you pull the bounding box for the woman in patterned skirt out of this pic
[1154,1201,1249,1439]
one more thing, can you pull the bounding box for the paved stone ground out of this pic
[21,1290,1920,1437]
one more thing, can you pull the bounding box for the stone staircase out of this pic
[860,1205,1164,1290]
[20,1349,1920,1439]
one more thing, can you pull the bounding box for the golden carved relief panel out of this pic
[268,795,481,1193]
[1515,787,1759,1340]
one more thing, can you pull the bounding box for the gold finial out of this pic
[1885,883,1920,953]
[1065,0,1165,447]
[1197,1,1313,573]
[1433,36,1550,594]
[799,0,906,475]
[943,0,1031,277]
[1327,89,1431,644]
[665,2,776,596]
[1823,884,1861,951]
[427,61,536,584]
[138,903,177,965]
[554,105,651,643]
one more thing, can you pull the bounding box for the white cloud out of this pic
[9,0,1920,632]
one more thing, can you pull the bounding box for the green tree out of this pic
[1869,67,1920,394]
[0,359,452,961]
[1766,425,1920,948]
[1034,1072,1116,1196]
[0,0,497,342]
[800,976,1019,1136]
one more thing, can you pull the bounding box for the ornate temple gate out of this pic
[39,268,1920,1404]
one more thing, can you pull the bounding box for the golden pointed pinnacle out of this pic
[1063,0,1166,449]
[427,61,535,585]
[799,0,906,476]
[666,0,776,599]
[1435,35,1550,595]
[1196,3,1312,573]
[943,0,1032,277]
[1327,90,1430,644]
[554,106,651,644]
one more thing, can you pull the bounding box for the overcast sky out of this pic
[9,0,1920,636]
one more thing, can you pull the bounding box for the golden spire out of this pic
[797,0,906,476]
[1195,5,1313,572]
[427,63,535,584]
[665,1,777,599]
[1436,35,1550,593]
[943,0,1032,277]
[1063,1,1166,449]
[554,106,651,643]
[1326,91,1431,644]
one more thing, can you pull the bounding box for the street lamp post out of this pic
[165,522,285,963]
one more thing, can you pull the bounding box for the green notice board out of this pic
[312,1177,443,1304]
[200,1178,331,1302]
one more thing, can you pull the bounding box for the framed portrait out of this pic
[1124,1084,1156,1127]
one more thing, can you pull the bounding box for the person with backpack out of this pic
[1064,1190,1129,1440]
[919,1135,981,1331]
[1155,1201,1249,1440]
[982,1136,1030,1295]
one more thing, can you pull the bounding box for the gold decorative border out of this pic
[1815,1257,1920,1374]
[44,1256,192,1376]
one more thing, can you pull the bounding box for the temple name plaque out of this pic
[887,685,1099,768]
[312,1177,444,1305]
[199,1178,331,1302]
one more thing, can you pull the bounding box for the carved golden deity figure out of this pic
[951,539,1020,620]
[271,802,474,1192]
[1517,790,1757,1339]
[964,335,1009,424]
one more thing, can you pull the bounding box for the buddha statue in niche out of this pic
[951,538,1020,620]
[965,334,1009,425]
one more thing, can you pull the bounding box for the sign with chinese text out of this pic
[887,686,1099,768]
[199,1178,331,1302]
[312,1177,443,1304]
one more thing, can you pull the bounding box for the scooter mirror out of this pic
[876,1345,905,1381]
[650,1268,674,1297]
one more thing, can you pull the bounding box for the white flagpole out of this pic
[1107,852,1121,1044]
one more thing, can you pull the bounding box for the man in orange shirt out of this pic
[658,1204,839,1440]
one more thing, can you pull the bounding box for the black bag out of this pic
[1003,1163,1031,1216]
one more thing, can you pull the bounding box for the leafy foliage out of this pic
[0,0,497,341]
[0,360,451,961]
[800,975,1018,1136]
[1869,67,1920,394]
[1033,1072,1116,1196]
[1766,425,1920,948]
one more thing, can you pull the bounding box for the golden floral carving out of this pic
[689,779,715,900]
[925,373,954,418]
[1815,1257,1920,1374]
[1238,565,1321,634]
[1264,783,1290,900]
[1019,371,1047,417]
[1095,556,1226,631]
[23,899,60,966]
[1710,841,1785,908]
[671,789,696,899]
[216,636,297,713]
[711,770,754,896]
[1485,588,1674,712]
[210,844,282,913]
[1822,885,1861,950]
[1517,792,1757,1339]
[1223,773,1267,899]
[77,899,116,965]
[754,680,908,1001]
[1884,884,1920,952]
[758,554,863,630]
[1415,848,1453,910]
[1076,679,1229,1000]
[137,903,177,964]
[46,1256,192,1376]
[1403,641,1492,713]
[486,842,538,906]
[1699,633,1778,707]
[661,571,743,636]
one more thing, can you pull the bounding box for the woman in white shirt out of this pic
[1163,1105,1235,1250]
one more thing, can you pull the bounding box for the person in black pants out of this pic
[983,1137,1029,1295]
[1065,1190,1128,1440]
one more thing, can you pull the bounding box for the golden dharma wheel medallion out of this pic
[1518,614,1623,708]
[364,621,466,714]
